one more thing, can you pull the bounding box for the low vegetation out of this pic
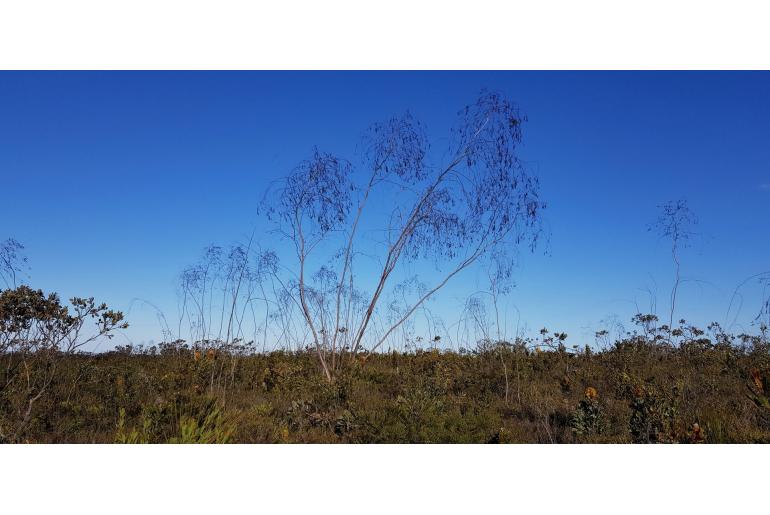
[2,293,768,443]
[2,90,768,444]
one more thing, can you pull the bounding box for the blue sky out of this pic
[1,71,769,348]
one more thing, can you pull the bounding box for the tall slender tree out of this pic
[265,91,545,380]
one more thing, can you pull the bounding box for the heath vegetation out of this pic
[2,93,769,443]
[2,317,769,443]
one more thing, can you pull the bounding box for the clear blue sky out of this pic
[2,71,769,348]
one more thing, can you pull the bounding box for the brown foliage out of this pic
[2,330,769,443]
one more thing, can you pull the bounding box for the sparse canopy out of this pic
[264,91,545,380]
[649,199,698,333]
[0,238,28,289]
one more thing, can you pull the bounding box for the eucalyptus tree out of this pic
[265,92,545,380]
[649,199,698,334]
[0,238,28,290]
[178,244,282,348]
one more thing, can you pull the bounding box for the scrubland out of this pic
[4,322,769,444]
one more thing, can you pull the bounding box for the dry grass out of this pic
[5,330,770,443]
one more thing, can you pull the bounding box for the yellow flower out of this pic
[585,386,598,400]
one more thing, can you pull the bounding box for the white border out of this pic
[1,444,767,513]
[1,1,768,512]
[0,1,769,69]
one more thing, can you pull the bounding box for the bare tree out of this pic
[177,242,287,395]
[649,199,697,334]
[0,238,28,290]
[264,149,353,380]
[266,92,545,380]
